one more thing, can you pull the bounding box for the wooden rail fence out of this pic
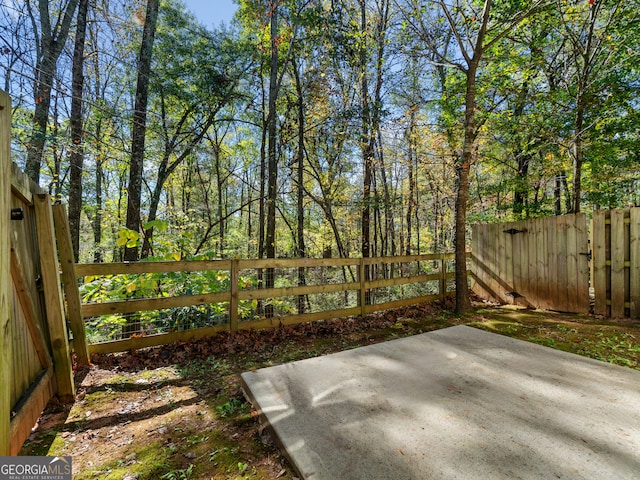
[75,253,460,355]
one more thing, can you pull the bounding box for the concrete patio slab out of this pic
[240,325,640,480]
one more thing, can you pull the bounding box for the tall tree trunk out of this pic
[25,0,80,183]
[68,0,90,262]
[124,0,160,262]
[264,1,280,317]
[405,107,416,256]
[359,0,373,305]
[453,64,478,314]
[93,155,103,262]
[293,58,307,314]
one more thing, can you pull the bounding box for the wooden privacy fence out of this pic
[76,253,461,355]
[4,166,83,455]
[471,214,590,314]
[592,208,640,318]
[1,90,89,455]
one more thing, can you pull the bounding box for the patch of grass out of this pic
[216,398,249,419]
[161,464,195,480]
[578,331,640,368]
[73,442,172,480]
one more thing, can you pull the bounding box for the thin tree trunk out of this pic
[293,58,307,314]
[68,0,90,262]
[264,2,280,317]
[359,0,372,305]
[124,0,160,262]
[405,107,416,256]
[25,0,80,183]
[93,155,103,262]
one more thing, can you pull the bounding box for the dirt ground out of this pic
[20,301,640,479]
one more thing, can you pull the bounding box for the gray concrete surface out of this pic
[240,325,640,480]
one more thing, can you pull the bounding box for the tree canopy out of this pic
[2,0,638,287]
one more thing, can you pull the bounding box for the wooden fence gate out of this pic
[471,214,590,313]
[592,208,640,318]
[1,91,88,456]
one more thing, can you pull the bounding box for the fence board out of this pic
[592,211,608,315]
[610,210,626,318]
[0,90,11,456]
[566,216,578,313]
[536,218,549,310]
[52,204,89,365]
[576,215,590,312]
[34,194,75,402]
[504,222,514,300]
[547,217,559,309]
[630,209,640,317]
[556,216,569,311]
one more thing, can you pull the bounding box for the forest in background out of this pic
[2,0,639,278]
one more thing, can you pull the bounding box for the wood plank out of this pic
[239,257,360,270]
[489,223,503,303]
[503,222,514,303]
[33,194,75,402]
[473,224,488,300]
[556,216,569,311]
[0,90,12,456]
[575,213,590,314]
[538,217,551,310]
[493,224,504,303]
[10,161,43,205]
[10,241,51,369]
[516,220,529,307]
[52,204,89,365]
[364,292,454,314]
[241,307,362,331]
[565,215,579,313]
[87,324,230,355]
[9,367,55,455]
[526,218,539,308]
[229,259,239,332]
[592,210,608,315]
[359,259,366,317]
[511,222,523,303]
[630,208,640,317]
[82,290,231,318]
[75,259,233,277]
[544,217,558,310]
[77,255,459,283]
[610,209,626,317]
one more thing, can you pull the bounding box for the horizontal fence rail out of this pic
[75,253,463,355]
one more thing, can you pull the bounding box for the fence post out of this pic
[0,90,12,455]
[33,194,75,402]
[439,254,446,300]
[359,258,366,318]
[230,259,239,332]
[52,204,89,366]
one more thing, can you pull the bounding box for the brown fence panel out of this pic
[4,157,76,453]
[592,207,640,318]
[7,167,60,455]
[472,214,589,313]
[1,90,12,455]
